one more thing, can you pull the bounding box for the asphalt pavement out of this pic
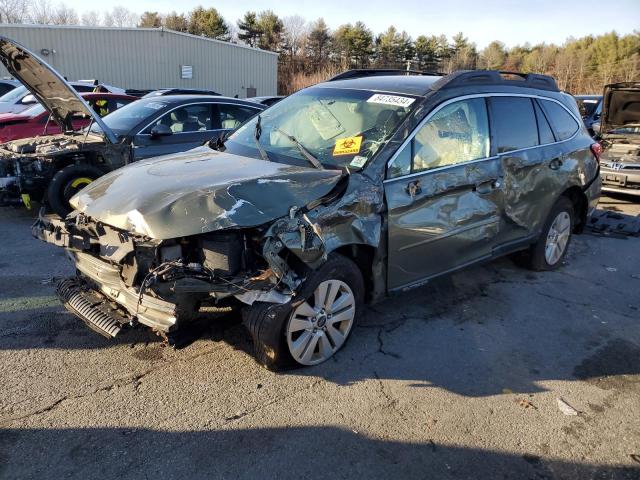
[0,195,639,480]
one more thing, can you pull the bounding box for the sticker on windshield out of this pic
[349,156,367,168]
[333,136,363,156]
[367,94,415,108]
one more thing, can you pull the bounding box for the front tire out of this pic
[525,196,575,271]
[245,253,364,370]
[47,164,104,217]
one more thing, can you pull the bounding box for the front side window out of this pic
[490,97,538,153]
[224,87,418,170]
[388,98,490,178]
[413,98,489,172]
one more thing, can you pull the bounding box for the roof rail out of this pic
[328,69,444,81]
[432,70,559,92]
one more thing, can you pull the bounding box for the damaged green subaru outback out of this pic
[34,68,601,369]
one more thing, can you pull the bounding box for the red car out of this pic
[0,92,137,143]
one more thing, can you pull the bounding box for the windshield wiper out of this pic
[253,115,269,161]
[273,127,323,170]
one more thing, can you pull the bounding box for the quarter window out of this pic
[490,97,538,153]
[540,99,579,141]
[411,98,490,173]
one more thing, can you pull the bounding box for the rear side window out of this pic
[215,104,261,130]
[540,99,579,141]
[534,100,555,144]
[490,97,538,153]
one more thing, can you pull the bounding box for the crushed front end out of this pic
[32,209,327,339]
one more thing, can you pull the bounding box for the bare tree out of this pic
[51,3,78,25]
[104,6,138,27]
[80,10,101,26]
[0,0,28,23]
[283,15,308,57]
[28,0,54,24]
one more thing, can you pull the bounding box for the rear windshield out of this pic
[224,87,418,170]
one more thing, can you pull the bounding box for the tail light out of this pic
[590,142,602,163]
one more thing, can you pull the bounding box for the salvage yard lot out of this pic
[0,197,639,480]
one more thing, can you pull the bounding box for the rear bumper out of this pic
[600,164,640,196]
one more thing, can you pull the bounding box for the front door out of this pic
[384,97,504,290]
[132,103,262,161]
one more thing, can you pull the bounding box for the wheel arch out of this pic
[560,185,588,233]
[331,243,379,302]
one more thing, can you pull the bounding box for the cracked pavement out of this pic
[1,195,639,480]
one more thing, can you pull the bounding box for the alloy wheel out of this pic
[545,211,571,265]
[286,279,356,366]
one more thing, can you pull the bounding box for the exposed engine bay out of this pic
[0,132,124,205]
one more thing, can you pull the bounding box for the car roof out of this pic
[137,95,265,106]
[317,75,442,96]
[79,92,136,98]
[317,70,561,97]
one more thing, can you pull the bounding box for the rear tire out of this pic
[244,253,364,370]
[47,164,103,217]
[525,196,575,271]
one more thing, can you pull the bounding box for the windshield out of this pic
[0,85,26,103]
[89,98,169,136]
[223,87,418,170]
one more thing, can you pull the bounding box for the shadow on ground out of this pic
[0,426,638,480]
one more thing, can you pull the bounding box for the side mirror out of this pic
[150,124,173,138]
[21,94,36,104]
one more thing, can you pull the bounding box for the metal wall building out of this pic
[0,24,278,98]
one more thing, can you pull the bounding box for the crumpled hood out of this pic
[0,36,116,143]
[72,147,344,239]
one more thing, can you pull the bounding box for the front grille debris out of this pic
[56,279,123,338]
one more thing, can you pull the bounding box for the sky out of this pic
[61,0,639,48]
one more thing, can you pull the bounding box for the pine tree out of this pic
[237,11,262,47]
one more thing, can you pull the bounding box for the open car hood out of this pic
[601,82,640,133]
[71,147,344,239]
[0,36,116,143]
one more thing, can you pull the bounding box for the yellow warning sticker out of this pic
[333,136,363,156]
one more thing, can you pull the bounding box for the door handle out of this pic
[406,180,422,197]
[549,158,563,170]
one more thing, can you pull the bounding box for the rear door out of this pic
[495,96,581,242]
[384,97,505,290]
